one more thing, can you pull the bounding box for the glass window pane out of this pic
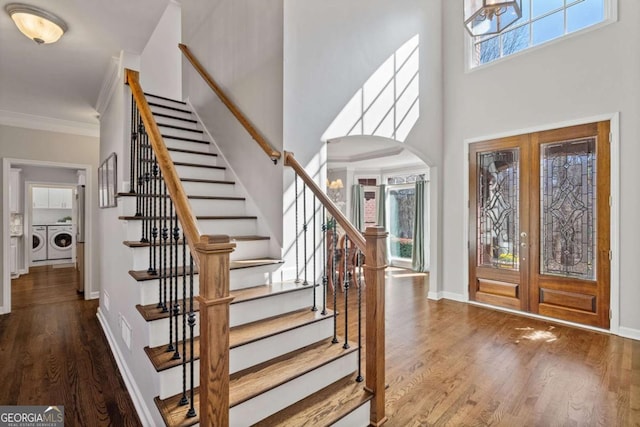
[520,0,531,22]
[567,0,605,33]
[476,149,520,270]
[501,24,530,56]
[476,36,500,65]
[532,0,563,18]
[388,187,415,260]
[540,138,597,280]
[532,11,564,45]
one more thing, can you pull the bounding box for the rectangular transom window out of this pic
[469,0,614,68]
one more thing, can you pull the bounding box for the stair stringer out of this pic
[186,99,284,260]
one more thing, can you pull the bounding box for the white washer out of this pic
[32,225,47,261]
[48,225,73,260]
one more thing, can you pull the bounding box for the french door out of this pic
[469,122,610,329]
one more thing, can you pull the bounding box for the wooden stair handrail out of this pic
[283,151,365,252]
[179,43,282,164]
[125,69,202,266]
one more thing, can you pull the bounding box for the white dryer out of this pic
[32,225,47,262]
[48,225,73,260]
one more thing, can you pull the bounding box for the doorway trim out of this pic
[2,158,94,315]
[461,112,620,335]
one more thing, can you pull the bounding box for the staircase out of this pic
[119,91,375,426]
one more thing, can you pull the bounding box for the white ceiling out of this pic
[0,0,169,129]
[327,136,426,170]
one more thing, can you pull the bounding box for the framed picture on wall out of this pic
[99,152,117,208]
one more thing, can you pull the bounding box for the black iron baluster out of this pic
[303,182,308,286]
[134,104,142,217]
[129,95,136,194]
[179,235,188,406]
[312,194,317,311]
[321,207,327,316]
[172,219,180,360]
[186,254,197,418]
[161,179,168,313]
[167,202,175,353]
[150,160,158,277]
[343,234,350,350]
[294,174,300,283]
[332,220,339,344]
[356,250,364,382]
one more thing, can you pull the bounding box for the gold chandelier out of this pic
[464,0,522,37]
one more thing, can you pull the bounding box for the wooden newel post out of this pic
[363,226,388,426]
[195,235,235,427]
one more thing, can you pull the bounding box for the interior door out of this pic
[469,122,611,329]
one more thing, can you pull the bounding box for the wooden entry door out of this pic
[469,122,611,329]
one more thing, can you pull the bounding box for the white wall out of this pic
[181,0,285,244]
[283,0,442,286]
[442,0,640,335]
[0,125,99,308]
[140,1,182,100]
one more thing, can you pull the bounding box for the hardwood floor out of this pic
[0,266,141,426]
[1,266,638,426]
[331,267,640,426]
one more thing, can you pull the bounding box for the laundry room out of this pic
[8,164,86,294]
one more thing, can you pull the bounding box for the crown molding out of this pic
[95,56,121,117]
[0,110,99,137]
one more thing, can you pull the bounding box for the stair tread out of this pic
[129,258,283,281]
[154,337,357,427]
[157,123,203,133]
[166,146,216,156]
[149,102,191,114]
[119,215,257,220]
[152,112,197,124]
[230,307,334,349]
[122,235,267,248]
[137,298,200,322]
[254,373,372,427]
[140,159,225,170]
[116,192,244,201]
[180,177,235,184]
[144,310,336,371]
[162,134,207,144]
[144,93,187,105]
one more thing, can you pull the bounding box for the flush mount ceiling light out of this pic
[5,3,68,44]
[464,0,522,37]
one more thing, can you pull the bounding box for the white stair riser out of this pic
[164,138,211,153]
[140,276,201,306]
[231,316,333,374]
[168,151,218,166]
[157,126,206,141]
[181,181,237,197]
[333,401,371,427]
[230,352,358,427]
[119,196,246,218]
[150,105,193,121]
[154,116,200,130]
[148,315,200,348]
[147,97,188,109]
[139,265,280,305]
[198,218,258,236]
[130,239,268,270]
[157,315,338,399]
[174,165,226,181]
[230,287,315,327]
[124,218,257,241]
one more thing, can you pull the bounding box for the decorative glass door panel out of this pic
[470,122,610,329]
[540,138,597,280]
[477,149,520,271]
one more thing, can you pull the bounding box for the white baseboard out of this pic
[97,307,155,426]
[90,291,100,300]
[618,327,640,341]
[427,291,442,300]
[0,305,6,315]
[442,291,467,302]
